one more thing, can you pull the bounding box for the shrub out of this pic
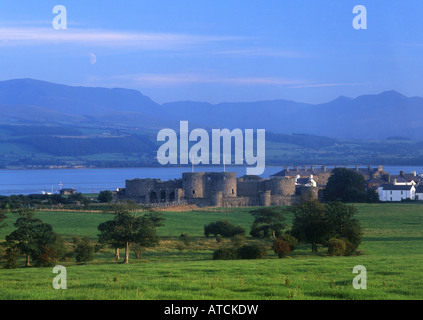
[212,248,239,260]
[3,248,19,269]
[230,234,246,248]
[179,233,191,247]
[98,190,113,203]
[327,238,347,256]
[279,233,298,252]
[204,220,245,238]
[272,239,291,258]
[74,236,95,262]
[237,244,267,259]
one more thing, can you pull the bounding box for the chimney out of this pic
[400,171,404,177]
[378,165,384,171]
[285,166,289,173]
[355,165,359,171]
[413,171,417,177]
[322,165,326,172]
[311,165,315,172]
[368,165,372,170]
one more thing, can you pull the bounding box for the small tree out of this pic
[250,207,287,239]
[98,190,113,203]
[73,236,95,263]
[272,238,291,258]
[179,233,192,247]
[98,204,161,264]
[5,209,62,267]
[290,199,329,252]
[3,247,19,269]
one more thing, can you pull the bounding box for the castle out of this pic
[115,171,318,207]
[114,165,403,207]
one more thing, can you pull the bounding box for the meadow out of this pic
[0,203,422,300]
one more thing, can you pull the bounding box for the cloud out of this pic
[0,27,242,49]
[212,48,307,58]
[291,82,369,88]
[93,73,307,88]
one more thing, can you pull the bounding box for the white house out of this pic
[378,184,416,202]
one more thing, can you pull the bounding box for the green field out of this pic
[0,204,422,300]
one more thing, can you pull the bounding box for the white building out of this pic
[378,184,416,202]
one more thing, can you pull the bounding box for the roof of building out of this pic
[415,185,423,193]
[379,184,414,191]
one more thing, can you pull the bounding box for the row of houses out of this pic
[273,165,423,202]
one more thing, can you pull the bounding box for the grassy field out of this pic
[0,203,422,300]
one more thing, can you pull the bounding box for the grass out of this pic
[0,203,423,300]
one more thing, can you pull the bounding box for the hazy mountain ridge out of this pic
[1,78,423,140]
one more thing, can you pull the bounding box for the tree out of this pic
[98,206,162,264]
[5,209,63,267]
[324,168,367,202]
[324,201,363,253]
[290,199,362,254]
[249,207,287,239]
[98,190,113,203]
[289,199,329,252]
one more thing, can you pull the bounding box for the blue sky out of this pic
[0,0,422,104]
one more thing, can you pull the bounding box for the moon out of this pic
[89,52,96,64]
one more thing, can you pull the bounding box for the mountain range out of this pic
[1,78,422,140]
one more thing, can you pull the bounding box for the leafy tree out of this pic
[290,199,362,254]
[98,205,161,264]
[323,168,367,202]
[5,209,63,267]
[98,190,113,203]
[249,207,287,239]
[324,202,362,253]
[289,199,330,252]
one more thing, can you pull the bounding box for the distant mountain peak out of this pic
[378,90,406,99]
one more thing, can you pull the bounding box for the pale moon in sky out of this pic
[89,52,96,64]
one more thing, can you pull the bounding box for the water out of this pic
[0,165,422,196]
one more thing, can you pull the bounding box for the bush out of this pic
[237,244,267,259]
[179,233,191,247]
[327,238,347,256]
[204,220,245,238]
[3,248,19,269]
[73,236,95,262]
[212,248,239,260]
[272,239,291,258]
[279,233,298,252]
[230,234,246,248]
[98,190,113,203]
